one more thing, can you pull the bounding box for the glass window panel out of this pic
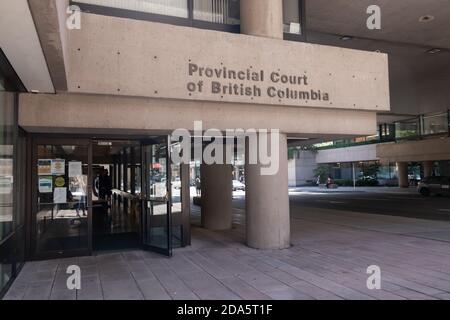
[124,147,131,193]
[14,133,26,229]
[170,141,182,247]
[422,113,448,135]
[145,143,169,250]
[133,147,141,195]
[0,235,14,293]
[283,0,302,35]
[193,0,240,25]
[77,0,189,18]
[119,157,124,191]
[0,91,15,242]
[35,144,89,254]
[395,118,420,138]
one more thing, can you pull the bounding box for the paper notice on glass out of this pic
[54,187,67,204]
[69,161,82,178]
[38,176,53,193]
[155,182,167,198]
[38,159,52,175]
[51,159,65,175]
[289,22,301,34]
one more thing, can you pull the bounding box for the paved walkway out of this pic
[4,205,450,300]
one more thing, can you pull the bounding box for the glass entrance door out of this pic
[32,138,92,259]
[141,137,172,256]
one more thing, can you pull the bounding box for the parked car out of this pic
[232,180,245,191]
[417,176,450,196]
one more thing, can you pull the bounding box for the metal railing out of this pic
[310,109,450,150]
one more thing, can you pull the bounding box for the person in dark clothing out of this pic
[195,177,201,197]
[98,169,112,200]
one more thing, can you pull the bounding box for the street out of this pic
[287,188,450,221]
[231,187,450,222]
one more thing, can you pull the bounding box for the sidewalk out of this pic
[289,186,417,194]
[5,205,450,300]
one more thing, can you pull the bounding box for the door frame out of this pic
[29,137,93,260]
[140,136,173,256]
[26,134,188,260]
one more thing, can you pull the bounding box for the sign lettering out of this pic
[187,63,330,103]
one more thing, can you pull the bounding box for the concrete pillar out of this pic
[397,162,409,188]
[423,161,434,178]
[245,132,290,249]
[200,163,233,230]
[240,0,284,39]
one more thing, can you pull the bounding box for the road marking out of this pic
[437,209,450,212]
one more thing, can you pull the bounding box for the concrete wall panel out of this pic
[19,93,378,136]
[66,13,390,112]
[316,144,378,164]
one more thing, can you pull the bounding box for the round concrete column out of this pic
[240,0,284,39]
[397,162,409,188]
[423,161,434,178]
[245,132,290,249]
[200,163,233,230]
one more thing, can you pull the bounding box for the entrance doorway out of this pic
[91,140,141,252]
[30,136,189,260]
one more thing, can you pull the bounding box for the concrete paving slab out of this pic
[4,200,450,300]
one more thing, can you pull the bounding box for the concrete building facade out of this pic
[3,0,449,298]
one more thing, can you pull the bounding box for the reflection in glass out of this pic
[283,0,302,35]
[170,142,182,247]
[77,0,189,18]
[0,90,15,293]
[36,145,89,254]
[0,92,14,242]
[395,118,420,139]
[422,112,448,136]
[193,0,240,25]
[144,143,170,251]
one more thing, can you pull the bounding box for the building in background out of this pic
[289,111,450,187]
[287,1,450,188]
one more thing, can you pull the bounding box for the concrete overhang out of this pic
[0,0,54,93]
[27,0,70,91]
[17,8,390,139]
[18,92,378,137]
[377,136,450,163]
